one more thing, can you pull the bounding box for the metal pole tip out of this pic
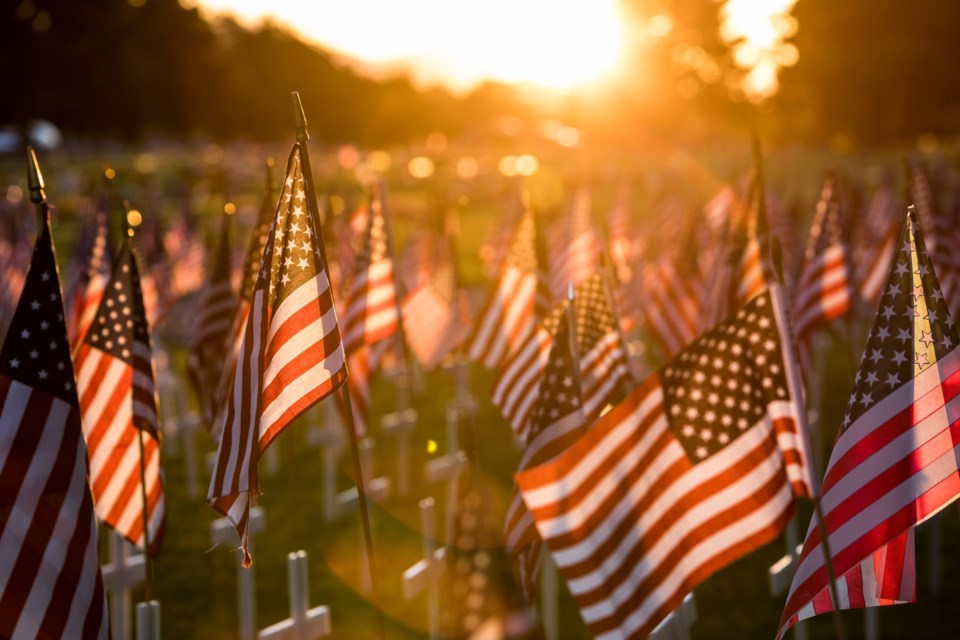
[26,146,46,204]
[291,91,308,140]
[567,282,575,301]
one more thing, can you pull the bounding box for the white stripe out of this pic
[260,349,346,439]
[263,297,340,390]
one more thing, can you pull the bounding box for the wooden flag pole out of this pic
[124,203,156,602]
[758,131,845,638]
[292,91,387,640]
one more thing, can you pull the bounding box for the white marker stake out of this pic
[649,593,696,640]
[258,551,331,640]
[102,532,146,640]
[402,498,446,640]
[136,601,160,640]
[381,408,416,497]
[211,506,267,640]
[443,353,477,418]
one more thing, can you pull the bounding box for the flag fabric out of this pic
[468,209,549,370]
[340,188,399,355]
[505,317,588,596]
[74,239,166,553]
[492,274,632,443]
[777,209,960,638]
[187,211,236,433]
[548,189,600,298]
[163,215,205,299]
[909,159,960,313]
[793,174,853,372]
[606,183,634,284]
[0,218,108,639]
[640,258,703,358]
[65,202,111,348]
[401,235,466,369]
[208,144,347,566]
[854,183,899,304]
[517,286,815,639]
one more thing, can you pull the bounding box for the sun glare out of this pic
[718,0,799,102]
[195,0,625,91]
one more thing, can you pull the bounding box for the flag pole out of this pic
[26,147,49,228]
[757,132,845,640]
[123,202,157,602]
[291,92,387,640]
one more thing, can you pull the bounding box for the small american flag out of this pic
[492,274,631,443]
[188,211,236,434]
[65,201,111,348]
[853,182,899,304]
[340,187,399,355]
[468,210,548,370]
[793,174,853,373]
[548,189,599,298]
[517,286,815,639]
[640,258,703,359]
[778,209,960,637]
[75,239,166,553]
[505,316,588,596]
[208,144,347,566]
[0,218,109,639]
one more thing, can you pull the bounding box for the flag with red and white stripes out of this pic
[518,285,815,639]
[640,258,703,358]
[492,274,631,443]
[793,174,853,372]
[468,210,549,370]
[187,211,236,433]
[65,202,111,349]
[75,239,166,554]
[208,144,347,566]
[777,209,960,638]
[853,183,899,304]
[0,217,108,639]
[505,316,587,596]
[340,188,399,355]
[548,189,599,298]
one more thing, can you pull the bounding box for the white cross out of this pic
[258,550,331,640]
[402,497,446,640]
[441,352,477,418]
[136,601,161,640]
[425,408,468,539]
[211,506,267,640]
[101,531,146,640]
[649,592,696,640]
[768,517,806,640]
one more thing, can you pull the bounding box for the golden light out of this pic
[426,439,438,454]
[407,156,435,179]
[133,153,158,174]
[368,150,392,172]
[718,0,799,102]
[6,185,23,204]
[104,167,116,180]
[425,131,447,154]
[515,154,539,176]
[456,156,478,180]
[126,209,143,228]
[328,195,345,216]
[196,0,626,91]
[337,145,360,170]
[498,155,518,177]
[223,202,236,215]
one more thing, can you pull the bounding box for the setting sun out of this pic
[194,0,626,91]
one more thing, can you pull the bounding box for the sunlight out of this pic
[195,0,626,91]
[718,0,798,102]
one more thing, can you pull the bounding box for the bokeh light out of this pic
[407,156,435,179]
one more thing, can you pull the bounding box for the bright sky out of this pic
[194,0,627,92]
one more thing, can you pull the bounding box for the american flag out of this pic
[0,217,108,639]
[640,258,703,359]
[853,182,899,304]
[208,144,347,566]
[401,231,466,369]
[517,286,815,639]
[909,159,960,313]
[468,209,548,370]
[793,174,853,372]
[211,167,276,442]
[75,239,166,553]
[492,274,632,443]
[548,189,599,298]
[606,182,634,284]
[777,209,960,638]
[505,316,588,596]
[0,236,29,342]
[65,201,111,348]
[187,211,236,433]
[340,188,399,355]
[163,215,205,299]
